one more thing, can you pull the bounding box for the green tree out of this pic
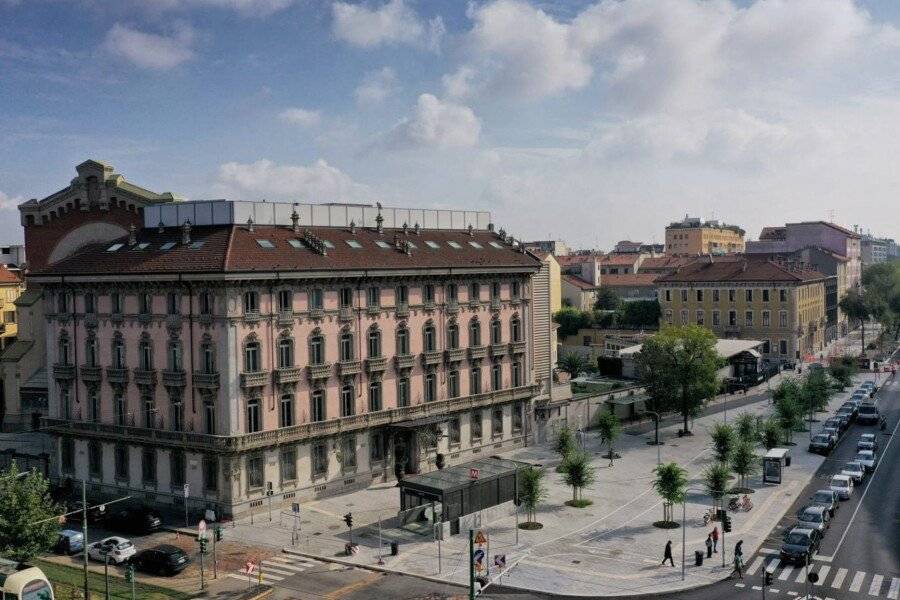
[636,325,723,435]
[761,418,782,450]
[595,411,622,465]
[561,451,596,505]
[618,300,662,328]
[518,466,548,526]
[773,378,802,404]
[653,462,688,525]
[594,287,621,311]
[710,422,736,463]
[553,307,593,338]
[554,425,576,468]
[734,413,758,445]
[702,463,732,512]
[558,353,590,378]
[730,441,758,490]
[828,356,857,389]
[0,462,61,561]
[774,395,803,444]
[840,290,871,353]
[801,369,832,413]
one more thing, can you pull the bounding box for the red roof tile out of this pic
[563,274,598,290]
[601,273,658,287]
[0,266,22,284]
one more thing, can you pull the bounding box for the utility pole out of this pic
[681,501,685,581]
[104,553,110,600]
[468,529,475,600]
[82,480,89,600]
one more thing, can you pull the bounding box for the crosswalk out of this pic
[226,554,321,585]
[735,551,899,598]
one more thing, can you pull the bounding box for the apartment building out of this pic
[657,256,829,363]
[860,235,891,265]
[665,216,746,256]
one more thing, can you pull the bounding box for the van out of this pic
[53,530,84,555]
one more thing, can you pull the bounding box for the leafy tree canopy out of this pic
[553,307,593,338]
[0,462,61,561]
[594,287,621,311]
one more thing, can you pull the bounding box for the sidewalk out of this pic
[208,367,870,597]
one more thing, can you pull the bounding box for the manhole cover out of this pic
[572,560,581,564]
[313,532,321,536]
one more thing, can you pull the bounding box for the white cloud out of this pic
[278,107,321,127]
[386,94,481,149]
[129,0,294,17]
[215,159,375,202]
[103,22,195,70]
[442,66,477,99]
[354,67,399,106]
[332,0,444,51]
[0,191,23,211]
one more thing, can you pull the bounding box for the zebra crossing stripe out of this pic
[796,567,812,583]
[868,574,884,596]
[815,566,830,585]
[831,568,848,589]
[262,561,308,573]
[849,571,866,593]
[886,577,900,600]
[258,562,298,576]
[226,572,285,583]
[766,558,781,573]
[779,565,794,581]
[746,557,765,576]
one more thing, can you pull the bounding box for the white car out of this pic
[856,450,876,472]
[859,433,879,451]
[87,536,136,565]
[830,474,854,500]
[841,461,865,484]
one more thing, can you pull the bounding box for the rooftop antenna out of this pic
[827,209,836,223]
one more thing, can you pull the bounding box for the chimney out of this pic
[182,220,192,245]
[128,224,137,246]
[376,203,384,234]
[414,222,420,236]
[467,224,474,237]
[487,223,495,232]
[247,216,254,232]
[291,207,300,234]
[402,222,408,235]
[158,220,165,234]
[349,220,356,235]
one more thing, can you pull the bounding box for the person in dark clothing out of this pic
[711,526,719,552]
[705,534,713,558]
[730,540,745,579]
[662,540,675,567]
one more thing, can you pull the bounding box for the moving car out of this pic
[796,505,830,534]
[830,474,854,500]
[858,433,879,451]
[87,537,135,565]
[841,461,865,484]
[780,527,821,566]
[53,530,84,555]
[810,489,839,517]
[855,450,876,472]
[808,434,835,455]
[857,403,880,425]
[105,507,162,535]
[836,407,855,424]
[131,545,191,576]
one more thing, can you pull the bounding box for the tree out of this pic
[0,462,61,561]
[734,413,758,445]
[840,290,870,353]
[702,463,732,512]
[558,353,589,378]
[774,395,803,444]
[773,378,802,404]
[710,422,736,464]
[518,466,548,527]
[730,441,758,491]
[554,425,576,469]
[761,418,782,450]
[561,451,596,506]
[653,462,688,526]
[594,287,621,311]
[553,307,593,338]
[618,300,662,328]
[828,356,857,390]
[636,325,723,435]
[801,369,832,414]
[595,411,622,465]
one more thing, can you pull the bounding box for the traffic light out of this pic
[723,515,732,533]
[764,571,773,586]
[125,565,135,584]
[199,537,208,554]
[214,526,223,542]
[344,512,353,528]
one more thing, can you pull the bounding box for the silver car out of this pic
[796,505,830,534]
[855,450,876,472]
[859,433,879,451]
[830,474,854,500]
[810,489,839,517]
[841,461,865,484]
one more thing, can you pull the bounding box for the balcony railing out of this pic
[469,345,487,360]
[193,371,220,390]
[395,303,410,318]
[365,357,387,373]
[468,298,481,309]
[243,311,261,324]
[366,305,381,316]
[338,306,354,322]
[395,354,416,371]
[53,364,75,381]
[308,308,324,320]
[106,367,129,385]
[490,343,508,357]
[445,348,466,363]
[40,384,539,453]
[490,298,501,311]
[80,365,102,382]
[308,363,332,381]
[84,314,99,328]
[133,369,157,387]
[275,366,304,385]
[338,359,362,378]
[421,350,443,367]
[162,370,187,387]
[446,300,460,315]
[277,312,295,327]
[165,315,182,330]
[422,300,435,311]
[241,370,269,388]
[509,340,527,354]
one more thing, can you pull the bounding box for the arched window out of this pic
[367,328,382,358]
[138,336,153,370]
[280,393,294,427]
[423,321,436,352]
[278,337,294,368]
[167,340,183,371]
[447,321,459,350]
[57,334,71,365]
[510,316,522,342]
[244,339,261,372]
[171,397,184,431]
[490,318,502,345]
[112,334,125,369]
[247,398,261,433]
[339,330,354,361]
[309,332,325,365]
[341,384,354,417]
[396,326,409,355]
[469,318,481,347]
[85,336,98,367]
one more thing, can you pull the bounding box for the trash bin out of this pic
[390,541,399,556]
[785,455,791,467]
[695,551,704,566]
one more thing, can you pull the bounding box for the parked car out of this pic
[796,505,830,535]
[821,426,840,445]
[780,527,822,565]
[53,530,84,555]
[824,417,846,435]
[836,407,856,424]
[841,461,865,484]
[105,507,162,535]
[830,474,854,500]
[855,450,876,472]
[841,401,859,418]
[857,440,876,453]
[87,537,136,565]
[808,433,835,455]
[832,412,852,431]
[858,433,879,451]
[810,489,839,517]
[857,403,880,425]
[66,501,107,524]
[131,545,191,576]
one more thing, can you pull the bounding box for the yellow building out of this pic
[665,216,745,256]
[0,267,24,352]
[657,256,829,362]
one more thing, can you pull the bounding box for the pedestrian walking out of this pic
[711,526,719,553]
[730,540,745,579]
[705,534,713,559]
[662,540,675,567]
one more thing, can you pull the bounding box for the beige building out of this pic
[657,256,829,363]
[0,267,24,352]
[562,274,598,311]
[665,216,745,256]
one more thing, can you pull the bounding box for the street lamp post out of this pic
[642,411,662,467]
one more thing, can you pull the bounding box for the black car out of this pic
[840,401,859,419]
[824,417,846,435]
[857,403,880,425]
[808,433,834,455]
[67,500,107,524]
[835,407,855,424]
[106,507,162,535]
[780,527,821,566]
[131,545,191,576]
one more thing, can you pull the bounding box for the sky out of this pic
[2,0,900,250]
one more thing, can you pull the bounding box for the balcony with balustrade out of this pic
[162,370,187,388]
[275,366,304,385]
[468,345,487,360]
[446,299,460,315]
[106,367,129,385]
[133,369,157,387]
[395,354,416,371]
[445,348,466,363]
[240,370,269,389]
[193,371,220,390]
[365,357,387,373]
[53,364,75,381]
[490,343,508,358]
[395,303,410,318]
[308,363,332,381]
[80,365,102,383]
[509,341,527,355]
[338,359,362,378]
[421,350,443,367]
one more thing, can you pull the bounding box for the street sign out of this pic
[245,561,256,574]
[494,555,506,569]
[469,468,480,480]
[474,530,487,545]
[198,519,207,537]
[473,548,486,574]
[183,483,190,498]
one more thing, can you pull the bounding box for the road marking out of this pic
[759,548,776,554]
[869,574,884,596]
[815,566,830,585]
[271,555,317,566]
[260,561,303,575]
[752,586,762,591]
[886,577,900,600]
[779,565,795,581]
[796,568,809,583]
[849,571,866,593]
[746,557,765,575]
[226,572,285,583]
[770,589,780,593]
[735,583,745,588]
[831,568,848,588]
[262,561,308,573]
[787,592,798,597]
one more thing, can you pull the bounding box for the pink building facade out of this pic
[36,208,541,518]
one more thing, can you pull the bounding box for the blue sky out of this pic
[2,0,900,248]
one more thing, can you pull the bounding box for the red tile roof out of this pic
[0,266,22,284]
[601,273,658,287]
[637,256,697,271]
[656,256,828,284]
[34,225,541,277]
[563,274,598,290]
[599,254,640,266]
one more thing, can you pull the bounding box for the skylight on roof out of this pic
[160,242,176,250]
[256,240,275,249]
[447,241,462,249]
[322,240,335,249]
[135,243,150,250]
[489,242,504,249]
[346,240,363,249]
[468,241,483,249]
[406,241,417,249]
[106,243,124,252]
[425,241,440,249]
[375,240,391,249]
[189,241,204,249]
[288,239,303,249]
